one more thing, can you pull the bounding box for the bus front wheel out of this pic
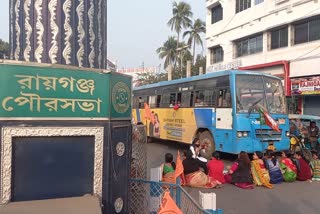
[199,130,215,160]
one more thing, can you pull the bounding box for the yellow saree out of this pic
[185,171,218,188]
[251,160,273,189]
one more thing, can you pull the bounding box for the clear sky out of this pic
[0,1,9,42]
[0,0,205,69]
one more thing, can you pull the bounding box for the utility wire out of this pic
[291,44,320,62]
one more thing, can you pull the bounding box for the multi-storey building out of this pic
[206,0,320,115]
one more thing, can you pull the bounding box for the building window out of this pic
[211,4,223,24]
[235,34,263,57]
[254,0,264,5]
[270,27,288,49]
[210,46,224,64]
[236,0,251,13]
[294,16,320,44]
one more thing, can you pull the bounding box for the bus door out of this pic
[215,89,233,152]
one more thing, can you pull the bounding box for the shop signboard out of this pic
[0,63,132,118]
[291,76,320,95]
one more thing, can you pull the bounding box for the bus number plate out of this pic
[268,145,275,151]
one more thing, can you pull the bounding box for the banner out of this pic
[291,76,320,95]
[158,191,183,214]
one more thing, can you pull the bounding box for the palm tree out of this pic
[167,1,193,49]
[156,36,178,69]
[183,19,206,64]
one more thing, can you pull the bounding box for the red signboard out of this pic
[291,76,320,95]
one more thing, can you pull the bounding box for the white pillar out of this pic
[199,67,204,75]
[167,64,173,81]
[186,60,192,77]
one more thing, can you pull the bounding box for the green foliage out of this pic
[136,54,206,86]
[183,18,206,64]
[156,36,178,69]
[192,55,206,76]
[156,1,206,79]
[167,1,193,34]
[0,39,9,59]
[168,1,193,61]
[135,72,168,86]
[174,48,192,79]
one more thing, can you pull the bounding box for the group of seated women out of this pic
[161,142,320,189]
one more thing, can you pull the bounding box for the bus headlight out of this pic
[237,132,243,138]
[243,132,248,137]
[286,131,290,137]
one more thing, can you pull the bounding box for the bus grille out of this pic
[255,129,282,140]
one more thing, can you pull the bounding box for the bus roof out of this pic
[134,69,281,91]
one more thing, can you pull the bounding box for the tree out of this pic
[192,54,206,76]
[167,1,193,50]
[135,72,168,86]
[174,44,192,79]
[0,39,9,59]
[183,19,206,64]
[156,36,178,69]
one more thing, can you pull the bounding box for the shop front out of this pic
[290,56,320,116]
[291,76,320,116]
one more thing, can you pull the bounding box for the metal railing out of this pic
[129,178,223,214]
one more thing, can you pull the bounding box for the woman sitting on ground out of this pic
[294,151,312,181]
[225,151,254,189]
[190,138,201,159]
[208,152,226,184]
[160,153,176,184]
[264,150,283,184]
[197,150,209,174]
[182,150,220,188]
[279,151,297,182]
[190,138,209,174]
[251,151,273,189]
[310,151,320,181]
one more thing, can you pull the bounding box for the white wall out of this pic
[206,0,320,74]
[291,56,320,77]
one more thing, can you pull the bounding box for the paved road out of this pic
[147,140,320,214]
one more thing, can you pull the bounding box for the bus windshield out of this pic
[236,75,286,114]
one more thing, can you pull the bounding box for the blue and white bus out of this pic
[133,70,290,156]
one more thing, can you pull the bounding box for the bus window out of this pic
[149,96,157,108]
[161,94,170,107]
[194,91,205,107]
[156,95,161,108]
[133,96,139,108]
[190,91,194,107]
[138,96,146,109]
[236,75,265,113]
[217,89,231,108]
[169,93,176,107]
[177,93,182,104]
[204,89,216,107]
[264,77,286,114]
[181,92,191,107]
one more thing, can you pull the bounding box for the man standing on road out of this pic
[307,121,319,151]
